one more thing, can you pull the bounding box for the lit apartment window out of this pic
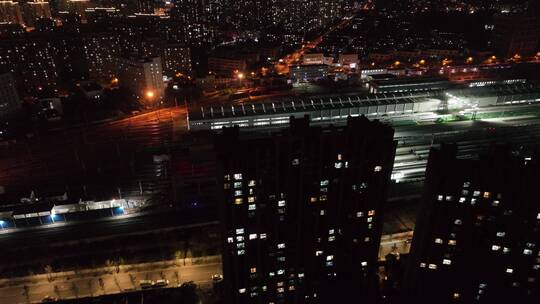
[277,243,286,249]
[428,264,437,270]
[437,195,443,201]
[260,233,267,239]
[453,293,460,299]
[496,232,505,237]
[227,237,234,243]
[248,180,256,187]
[236,228,244,234]
[473,191,481,197]
[248,204,256,210]
[334,162,342,169]
[292,158,300,165]
[368,210,375,216]
[357,212,364,217]
[361,261,368,267]
[374,165,382,172]
[435,238,443,244]
[239,288,246,294]
[320,195,327,201]
[443,259,452,265]
[446,196,453,201]
[237,250,245,255]
[329,229,335,235]
[315,250,323,256]
[234,182,242,188]
[419,262,426,268]
[250,267,257,273]
[249,234,257,240]
[328,236,336,241]
[320,180,329,186]
[234,173,243,180]
[459,197,466,203]
[492,200,500,206]
[492,245,501,251]
[235,198,243,205]
[248,197,256,203]
[320,210,325,215]
[483,192,490,198]
[523,249,533,255]
[277,269,285,275]
[310,197,318,203]
[506,268,513,274]
[449,240,457,246]
[326,255,334,261]
[235,190,243,196]
[278,200,286,207]
[236,236,244,242]
[503,247,511,254]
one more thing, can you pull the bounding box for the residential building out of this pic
[216,116,396,303]
[492,14,540,58]
[403,144,540,303]
[117,55,164,101]
[0,72,20,118]
[289,64,329,83]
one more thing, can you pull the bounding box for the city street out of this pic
[0,257,221,304]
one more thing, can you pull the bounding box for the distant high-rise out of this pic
[403,144,540,303]
[116,55,164,101]
[0,1,23,24]
[0,72,20,118]
[216,116,396,303]
[22,1,52,27]
[492,14,540,58]
[137,0,154,14]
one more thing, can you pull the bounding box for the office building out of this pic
[116,55,164,101]
[0,1,23,24]
[0,72,20,118]
[492,14,540,58]
[216,116,396,303]
[404,144,540,303]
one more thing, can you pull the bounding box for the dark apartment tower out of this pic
[403,145,540,303]
[215,116,396,304]
[491,14,540,58]
[137,0,154,14]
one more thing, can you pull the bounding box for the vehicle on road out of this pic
[139,280,155,289]
[41,295,57,302]
[155,279,169,287]
[212,274,223,282]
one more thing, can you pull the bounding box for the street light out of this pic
[237,73,245,80]
[0,220,5,230]
[146,90,155,99]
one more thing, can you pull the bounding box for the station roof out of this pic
[190,91,437,121]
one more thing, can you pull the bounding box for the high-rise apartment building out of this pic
[21,1,52,28]
[216,116,396,303]
[0,1,23,24]
[0,72,20,118]
[116,55,164,101]
[404,144,539,303]
[492,14,540,58]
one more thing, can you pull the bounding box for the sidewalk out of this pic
[0,255,222,304]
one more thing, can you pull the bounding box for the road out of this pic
[0,258,221,304]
